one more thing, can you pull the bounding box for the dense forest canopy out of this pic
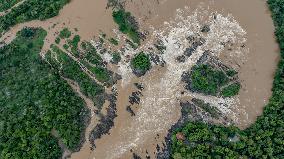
[0,28,88,159]
[0,0,22,12]
[169,0,284,158]
[0,0,70,33]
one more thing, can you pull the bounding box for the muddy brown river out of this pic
[0,0,279,159]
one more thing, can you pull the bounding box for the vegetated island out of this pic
[162,0,284,158]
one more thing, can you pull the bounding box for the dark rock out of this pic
[176,55,186,62]
[186,35,195,42]
[126,105,135,116]
[132,69,147,77]
[184,48,195,57]
[150,53,161,65]
[134,83,144,91]
[133,153,142,159]
[89,94,117,148]
[156,144,160,152]
[129,91,142,105]
[201,25,210,33]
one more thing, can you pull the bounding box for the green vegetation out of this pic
[0,0,21,12]
[109,37,119,45]
[226,69,238,77]
[190,64,229,95]
[59,28,72,39]
[0,28,87,159]
[67,34,81,57]
[112,9,140,44]
[170,0,284,158]
[81,41,103,65]
[0,0,70,33]
[111,52,121,64]
[131,52,151,76]
[55,37,61,44]
[221,83,241,97]
[63,43,69,50]
[46,45,105,107]
[80,60,112,84]
[171,122,243,158]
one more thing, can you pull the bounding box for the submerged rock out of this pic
[129,91,142,105]
[176,55,186,62]
[201,24,210,33]
[126,105,135,116]
[133,153,142,159]
[184,47,195,57]
[89,94,117,148]
[134,83,144,91]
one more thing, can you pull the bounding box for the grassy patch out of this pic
[68,34,81,57]
[81,41,103,65]
[226,69,238,77]
[80,60,111,84]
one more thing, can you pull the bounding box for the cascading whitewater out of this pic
[94,6,248,159]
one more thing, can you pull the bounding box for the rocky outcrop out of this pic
[89,94,117,148]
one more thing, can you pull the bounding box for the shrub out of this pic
[221,83,241,97]
[131,52,151,76]
[112,9,140,44]
[59,28,71,39]
[190,64,228,95]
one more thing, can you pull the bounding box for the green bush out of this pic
[131,52,151,75]
[221,83,241,97]
[59,28,71,39]
[112,52,121,64]
[20,27,35,38]
[190,64,229,95]
[55,37,61,44]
